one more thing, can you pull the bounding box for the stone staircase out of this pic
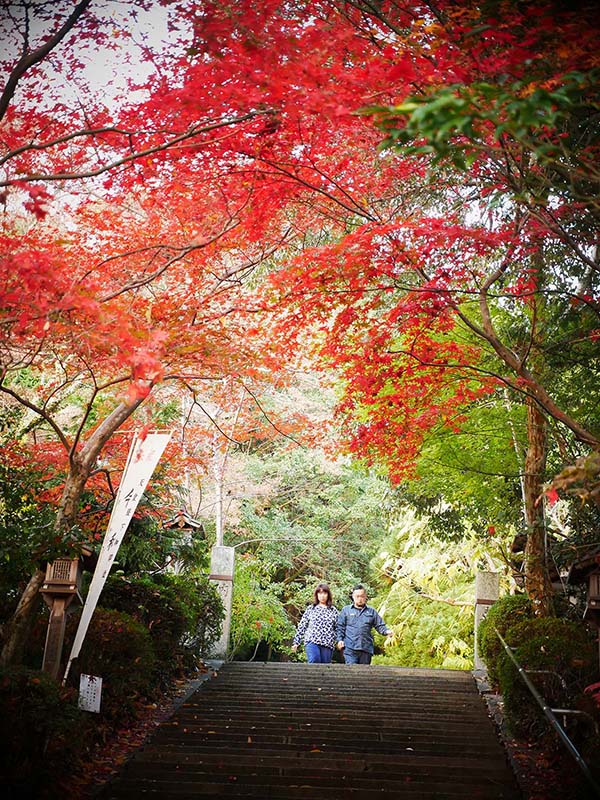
[97,662,521,799]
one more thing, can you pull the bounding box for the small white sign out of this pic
[78,674,102,713]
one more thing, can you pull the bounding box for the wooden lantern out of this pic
[40,558,83,680]
[584,571,600,621]
[41,557,83,600]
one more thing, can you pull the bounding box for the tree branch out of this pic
[0,383,70,452]
[0,0,93,123]
[2,113,271,187]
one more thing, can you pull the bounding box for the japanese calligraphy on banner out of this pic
[63,432,172,684]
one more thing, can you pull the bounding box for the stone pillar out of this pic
[474,571,499,670]
[209,545,235,658]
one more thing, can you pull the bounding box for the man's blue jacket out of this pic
[336,603,390,654]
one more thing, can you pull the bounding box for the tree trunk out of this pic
[56,462,88,532]
[0,467,88,668]
[523,398,554,616]
[0,568,45,667]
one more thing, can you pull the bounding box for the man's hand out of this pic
[336,640,345,650]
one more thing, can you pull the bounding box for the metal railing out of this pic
[494,627,600,797]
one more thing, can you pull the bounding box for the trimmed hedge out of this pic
[68,607,157,720]
[477,593,533,688]
[479,594,599,746]
[99,572,223,677]
[498,616,597,737]
[2,573,224,797]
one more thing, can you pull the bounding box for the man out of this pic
[336,584,393,664]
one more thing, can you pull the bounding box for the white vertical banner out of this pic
[63,431,172,684]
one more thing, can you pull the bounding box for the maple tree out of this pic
[1,0,598,667]
[360,0,599,616]
[1,0,404,665]
[0,0,317,665]
[257,0,600,613]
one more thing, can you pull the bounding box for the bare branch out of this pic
[0,383,70,452]
[0,0,94,123]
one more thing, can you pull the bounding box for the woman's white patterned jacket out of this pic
[292,604,339,649]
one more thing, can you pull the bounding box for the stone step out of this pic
[207,664,468,676]
[131,748,516,775]
[186,691,484,704]
[194,696,480,709]
[204,667,472,684]
[169,718,496,741]
[171,715,496,732]
[204,686,476,698]
[118,772,517,792]
[157,721,500,743]
[142,738,504,758]
[152,722,501,745]
[99,774,518,799]
[126,757,517,785]
[204,678,474,691]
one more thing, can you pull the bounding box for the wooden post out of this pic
[42,597,69,679]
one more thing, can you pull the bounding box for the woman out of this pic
[291,583,338,663]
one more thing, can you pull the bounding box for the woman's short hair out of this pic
[313,583,333,606]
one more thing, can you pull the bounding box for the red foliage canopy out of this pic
[1,0,598,499]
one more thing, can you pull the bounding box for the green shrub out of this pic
[229,556,294,660]
[176,576,224,660]
[498,617,597,738]
[372,605,474,670]
[100,573,223,676]
[67,607,157,721]
[478,593,533,687]
[0,666,86,798]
